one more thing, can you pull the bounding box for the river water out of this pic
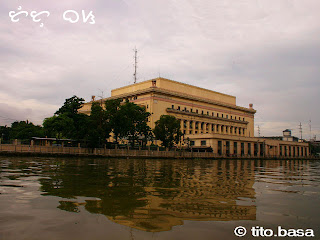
[0,157,319,240]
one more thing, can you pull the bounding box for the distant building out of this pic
[80,77,309,157]
[262,129,300,142]
[282,129,299,142]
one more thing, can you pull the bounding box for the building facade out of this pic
[80,77,309,157]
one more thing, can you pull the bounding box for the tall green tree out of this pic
[117,101,151,147]
[43,115,75,139]
[43,95,89,140]
[55,96,85,116]
[153,115,182,149]
[105,99,122,143]
[86,102,111,148]
[8,121,44,140]
[0,125,10,142]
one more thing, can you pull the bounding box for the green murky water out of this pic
[0,157,319,239]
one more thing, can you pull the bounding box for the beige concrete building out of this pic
[80,77,309,157]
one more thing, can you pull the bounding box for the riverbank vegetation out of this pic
[0,96,182,149]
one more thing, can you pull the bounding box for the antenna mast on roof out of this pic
[133,47,138,84]
[299,122,303,140]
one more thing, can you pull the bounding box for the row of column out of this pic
[180,119,246,136]
[213,140,308,157]
[279,145,309,157]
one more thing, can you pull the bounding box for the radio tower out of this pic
[309,120,312,141]
[133,48,138,84]
[299,122,303,140]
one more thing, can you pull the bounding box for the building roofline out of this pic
[108,87,256,113]
[84,87,256,113]
[111,77,236,99]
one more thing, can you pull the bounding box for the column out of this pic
[250,143,254,157]
[186,120,190,134]
[180,119,183,132]
[265,144,269,157]
[244,142,248,156]
[192,121,196,134]
[230,141,234,156]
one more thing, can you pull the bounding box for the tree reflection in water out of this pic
[35,158,258,232]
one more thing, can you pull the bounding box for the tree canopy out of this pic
[0,121,44,142]
[42,96,151,148]
[1,95,180,150]
[153,115,182,149]
[43,95,89,140]
[86,102,111,148]
[117,101,151,147]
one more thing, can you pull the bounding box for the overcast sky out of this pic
[1,0,319,139]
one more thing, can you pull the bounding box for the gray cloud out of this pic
[0,0,319,139]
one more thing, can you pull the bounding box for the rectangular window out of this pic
[207,111,209,115]
[226,115,228,119]
[172,105,174,109]
[201,140,206,146]
[254,143,258,156]
[217,113,219,117]
[212,112,214,116]
[191,108,193,112]
[222,114,224,118]
[196,109,198,113]
[226,141,230,155]
[178,106,180,110]
[190,141,195,146]
[218,141,222,155]
[201,110,204,115]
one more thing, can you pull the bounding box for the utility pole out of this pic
[309,120,312,141]
[133,48,138,84]
[98,89,104,105]
[299,122,303,140]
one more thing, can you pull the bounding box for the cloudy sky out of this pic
[1,0,319,139]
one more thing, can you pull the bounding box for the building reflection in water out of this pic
[36,159,262,232]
